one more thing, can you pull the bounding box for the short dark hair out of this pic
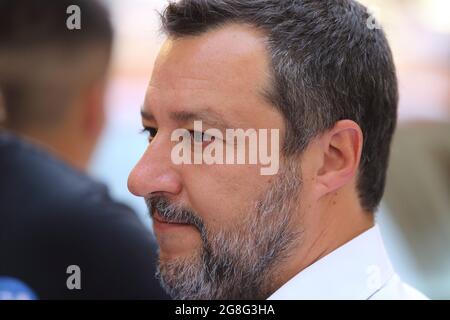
[0,0,113,129]
[161,0,398,212]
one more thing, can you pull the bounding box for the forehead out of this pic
[146,24,273,118]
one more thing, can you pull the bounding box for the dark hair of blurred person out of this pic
[0,0,169,299]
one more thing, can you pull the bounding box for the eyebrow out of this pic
[141,108,234,130]
[141,110,156,122]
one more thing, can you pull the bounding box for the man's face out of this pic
[128,24,303,299]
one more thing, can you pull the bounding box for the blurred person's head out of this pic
[128,0,398,299]
[0,0,113,170]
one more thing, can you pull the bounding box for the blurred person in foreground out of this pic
[0,0,168,299]
[128,0,427,300]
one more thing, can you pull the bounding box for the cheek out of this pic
[182,164,270,229]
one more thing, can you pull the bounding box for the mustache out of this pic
[145,195,205,233]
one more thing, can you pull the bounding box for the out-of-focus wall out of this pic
[357,0,450,299]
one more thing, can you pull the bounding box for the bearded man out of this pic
[128,0,427,300]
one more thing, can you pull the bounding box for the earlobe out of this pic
[314,120,363,198]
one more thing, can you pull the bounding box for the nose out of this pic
[128,133,182,198]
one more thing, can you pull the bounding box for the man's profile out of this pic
[128,0,427,300]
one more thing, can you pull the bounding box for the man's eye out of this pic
[189,130,203,143]
[188,130,215,143]
[141,127,158,141]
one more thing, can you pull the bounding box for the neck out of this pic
[267,190,374,298]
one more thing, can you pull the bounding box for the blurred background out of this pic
[89,0,450,298]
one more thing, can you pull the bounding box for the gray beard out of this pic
[154,161,303,300]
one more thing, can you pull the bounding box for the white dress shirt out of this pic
[267,225,428,300]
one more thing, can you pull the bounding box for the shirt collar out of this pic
[267,225,395,300]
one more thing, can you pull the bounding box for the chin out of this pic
[157,241,201,263]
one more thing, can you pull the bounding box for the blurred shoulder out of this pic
[0,131,149,242]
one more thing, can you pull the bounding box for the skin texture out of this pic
[128,24,374,298]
